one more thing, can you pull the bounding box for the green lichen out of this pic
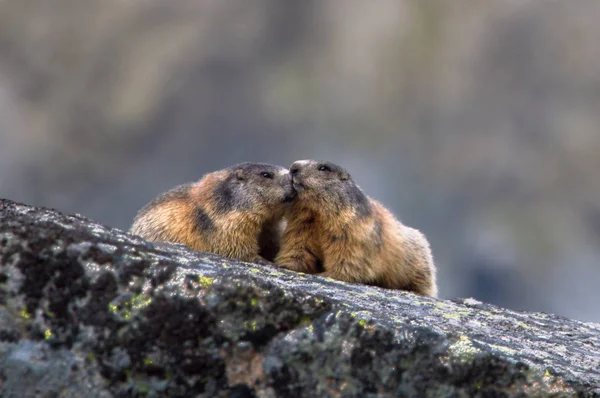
[144,358,153,365]
[44,328,53,339]
[442,310,472,320]
[250,298,258,306]
[448,335,481,363]
[517,322,531,329]
[488,344,517,355]
[108,294,153,321]
[131,294,152,310]
[349,311,372,328]
[197,275,213,288]
[443,313,461,320]
[20,307,30,319]
[244,320,258,331]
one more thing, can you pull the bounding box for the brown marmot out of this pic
[275,159,438,297]
[129,163,295,262]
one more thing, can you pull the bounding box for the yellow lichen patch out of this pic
[44,329,53,340]
[443,313,461,320]
[448,335,482,363]
[197,275,213,288]
[108,302,118,314]
[144,358,154,365]
[488,343,517,355]
[131,294,152,310]
[442,310,472,320]
[433,301,451,309]
[517,322,531,329]
[20,307,31,319]
[107,293,153,321]
[349,310,373,327]
[244,320,258,331]
[250,298,258,306]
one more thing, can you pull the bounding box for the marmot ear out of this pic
[234,168,246,181]
[340,171,349,181]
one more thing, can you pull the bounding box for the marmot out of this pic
[275,160,437,297]
[129,163,295,262]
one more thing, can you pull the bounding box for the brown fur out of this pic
[129,163,295,262]
[275,160,438,297]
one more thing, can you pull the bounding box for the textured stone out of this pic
[0,198,598,397]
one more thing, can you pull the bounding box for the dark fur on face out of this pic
[129,162,295,263]
[289,160,371,216]
[213,162,295,214]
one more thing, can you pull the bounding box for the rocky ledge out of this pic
[0,198,599,397]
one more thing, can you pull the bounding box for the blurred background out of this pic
[1,0,599,322]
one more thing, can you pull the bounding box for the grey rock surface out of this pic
[0,197,599,397]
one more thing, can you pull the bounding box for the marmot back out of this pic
[129,162,295,262]
[275,159,437,297]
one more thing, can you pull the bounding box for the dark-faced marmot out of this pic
[129,162,295,262]
[275,159,437,296]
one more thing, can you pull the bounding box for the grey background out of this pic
[1,0,599,322]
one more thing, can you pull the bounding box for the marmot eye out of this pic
[318,165,331,172]
[261,172,274,179]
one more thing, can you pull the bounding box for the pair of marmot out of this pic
[129,160,437,297]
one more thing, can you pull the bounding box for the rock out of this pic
[0,198,599,397]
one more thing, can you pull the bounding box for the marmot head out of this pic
[289,160,371,216]
[212,162,295,217]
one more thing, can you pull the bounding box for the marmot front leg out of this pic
[319,268,366,284]
[318,241,378,285]
[275,229,321,274]
[252,256,274,266]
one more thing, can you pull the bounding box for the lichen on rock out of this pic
[0,198,599,397]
